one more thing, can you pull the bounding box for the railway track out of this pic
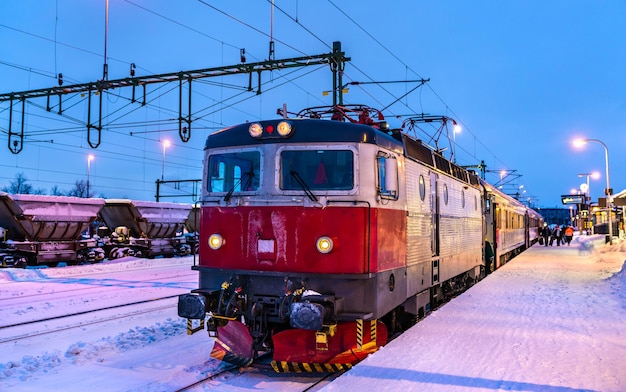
[0,295,179,344]
[174,357,343,392]
[0,295,180,343]
[0,267,195,307]
[1,274,192,302]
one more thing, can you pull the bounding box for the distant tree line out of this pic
[1,172,102,198]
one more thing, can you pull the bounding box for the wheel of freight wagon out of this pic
[95,249,105,262]
[175,244,191,257]
[108,247,120,260]
[14,257,28,269]
[47,262,59,268]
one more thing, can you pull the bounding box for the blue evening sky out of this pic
[1,0,624,207]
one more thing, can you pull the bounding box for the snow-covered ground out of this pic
[0,235,624,391]
[324,235,626,392]
[0,256,219,391]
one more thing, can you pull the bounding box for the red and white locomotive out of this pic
[177,105,542,371]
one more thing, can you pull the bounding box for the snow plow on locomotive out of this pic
[177,105,543,371]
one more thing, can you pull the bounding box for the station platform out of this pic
[322,235,626,392]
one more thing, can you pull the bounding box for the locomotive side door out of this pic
[484,193,497,272]
[429,172,440,284]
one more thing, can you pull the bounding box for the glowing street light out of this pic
[573,138,613,244]
[87,154,95,198]
[161,139,171,180]
[451,121,462,163]
[577,171,600,202]
[452,121,462,142]
[498,170,507,189]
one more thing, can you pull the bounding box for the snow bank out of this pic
[1,318,187,382]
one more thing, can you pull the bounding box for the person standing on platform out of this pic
[564,225,574,245]
[485,240,494,274]
[543,224,551,247]
[554,225,562,246]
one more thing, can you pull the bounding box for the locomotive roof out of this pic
[205,118,404,154]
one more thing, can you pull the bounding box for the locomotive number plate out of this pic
[257,239,275,253]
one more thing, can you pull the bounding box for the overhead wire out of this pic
[325,0,513,182]
[2,1,517,197]
[196,0,317,57]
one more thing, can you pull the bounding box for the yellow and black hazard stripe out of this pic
[271,361,352,373]
[356,319,378,351]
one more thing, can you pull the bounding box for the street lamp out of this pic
[452,121,461,162]
[499,170,506,189]
[577,171,600,202]
[161,139,171,180]
[87,154,95,198]
[573,138,613,244]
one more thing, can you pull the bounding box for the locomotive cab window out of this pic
[280,149,354,191]
[377,152,398,200]
[207,150,261,193]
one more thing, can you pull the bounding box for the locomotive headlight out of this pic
[316,236,334,254]
[277,121,293,137]
[208,234,224,250]
[249,123,263,138]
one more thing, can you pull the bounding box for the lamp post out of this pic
[452,121,461,163]
[161,140,171,180]
[573,138,613,245]
[577,172,600,203]
[87,154,94,198]
[578,172,600,236]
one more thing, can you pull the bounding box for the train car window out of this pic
[419,175,426,201]
[207,151,260,193]
[376,152,399,200]
[443,183,448,205]
[280,149,354,191]
[495,206,501,229]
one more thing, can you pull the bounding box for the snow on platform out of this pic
[322,235,626,392]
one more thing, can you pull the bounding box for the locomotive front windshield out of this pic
[208,151,260,193]
[280,149,354,190]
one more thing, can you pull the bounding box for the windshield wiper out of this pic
[224,171,252,202]
[289,171,318,202]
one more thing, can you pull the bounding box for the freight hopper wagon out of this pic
[0,192,105,268]
[184,204,200,255]
[98,199,192,259]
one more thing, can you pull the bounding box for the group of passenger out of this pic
[540,224,575,246]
